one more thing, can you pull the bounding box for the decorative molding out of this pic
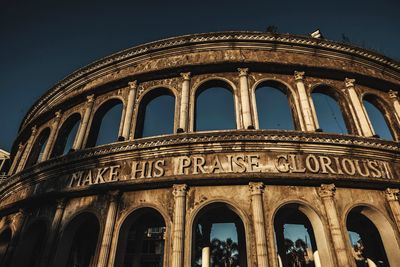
[180,72,191,80]
[385,188,399,201]
[128,80,138,89]
[294,71,305,81]
[238,68,249,77]
[345,78,356,88]
[249,182,265,195]
[172,184,188,198]
[86,94,95,103]
[318,184,336,198]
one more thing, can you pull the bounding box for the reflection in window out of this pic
[275,206,319,267]
[195,81,236,131]
[25,128,50,168]
[86,99,123,147]
[51,113,80,157]
[347,210,389,267]
[256,83,294,130]
[192,204,247,267]
[135,89,175,138]
[312,92,347,134]
[363,99,393,140]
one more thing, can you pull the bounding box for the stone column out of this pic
[8,144,24,175]
[178,72,191,132]
[238,68,253,129]
[171,184,188,267]
[16,126,37,172]
[4,209,26,266]
[249,182,268,267]
[343,78,374,137]
[41,111,62,161]
[389,90,400,125]
[385,188,400,232]
[73,94,95,149]
[97,191,121,267]
[40,198,67,267]
[318,184,352,266]
[294,71,317,131]
[122,81,137,140]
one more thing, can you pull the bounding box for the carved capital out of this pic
[345,78,355,88]
[173,184,188,197]
[294,71,305,81]
[31,126,37,136]
[128,80,138,89]
[238,68,249,77]
[388,90,399,99]
[107,190,121,203]
[180,72,191,80]
[18,143,24,150]
[318,184,336,198]
[86,94,95,103]
[56,198,67,210]
[385,188,399,201]
[249,182,265,195]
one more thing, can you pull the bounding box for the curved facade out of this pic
[1,31,400,267]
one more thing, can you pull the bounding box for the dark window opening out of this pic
[25,128,50,168]
[51,113,81,158]
[363,97,394,141]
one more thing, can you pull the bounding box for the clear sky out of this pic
[1,0,400,151]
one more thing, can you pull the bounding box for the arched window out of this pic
[195,80,236,131]
[274,205,319,267]
[135,88,175,138]
[53,213,100,267]
[12,221,47,267]
[311,86,348,134]
[192,203,247,267]
[363,96,394,140]
[25,128,50,168]
[86,99,123,147]
[0,228,11,266]
[255,81,294,130]
[51,113,81,158]
[114,208,166,267]
[347,208,389,267]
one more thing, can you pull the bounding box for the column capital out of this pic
[388,90,399,99]
[107,190,122,203]
[173,184,188,197]
[238,68,249,77]
[56,198,67,209]
[294,71,305,81]
[344,78,356,88]
[55,110,62,119]
[249,182,265,195]
[86,94,95,103]
[31,126,37,136]
[318,184,336,198]
[128,80,138,89]
[18,143,24,150]
[180,72,191,80]
[385,188,399,201]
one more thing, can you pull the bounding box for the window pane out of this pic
[312,93,347,134]
[95,102,123,146]
[363,100,393,140]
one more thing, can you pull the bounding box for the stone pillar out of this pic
[40,198,67,267]
[318,184,352,266]
[389,90,400,125]
[202,247,210,267]
[171,184,188,267]
[73,94,95,149]
[178,72,191,132]
[8,144,24,175]
[122,81,137,140]
[385,188,400,232]
[97,191,121,267]
[16,126,37,172]
[4,209,26,266]
[249,182,268,267]
[343,78,374,137]
[41,111,62,161]
[294,71,317,131]
[238,68,253,129]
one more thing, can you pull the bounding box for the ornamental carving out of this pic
[385,188,400,201]
[318,184,336,198]
[249,182,265,195]
[172,184,188,198]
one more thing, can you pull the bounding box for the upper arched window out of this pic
[135,88,175,138]
[311,86,348,134]
[51,113,81,158]
[25,128,51,168]
[255,81,294,130]
[86,99,123,148]
[195,80,236,131]
[363,95,394,140]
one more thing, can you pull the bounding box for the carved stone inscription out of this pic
[68,152,395,188]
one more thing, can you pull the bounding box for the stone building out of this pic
[0,150,10,181]
[0,31,400,267]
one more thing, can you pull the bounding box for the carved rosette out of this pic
[249,182,265,195]
[294,71,305,81]
[385,188,400,201]
[128,80,138,89]
[318,184,336,198]
[172,184,188,198]
[345,78,355,88]
[180,72,191,80]
[238,68,249,77]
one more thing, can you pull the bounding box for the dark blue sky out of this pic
[1,0,399,151]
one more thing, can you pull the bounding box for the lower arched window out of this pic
[25,128,50,168]
[53,213,100,267]
[51,113,81,157]
[114,208,166,267]
[192,203,247,267]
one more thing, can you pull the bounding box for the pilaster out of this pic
[294,71,317,131]
[171,184,188,267]
[178,73,191,132]
[385,188,400,232]
[74,94,95,149]
[16,126,37,172]
[238,68,253,129]
[122,81,137,140]
[388,90,400,126]
[41,110,62,160]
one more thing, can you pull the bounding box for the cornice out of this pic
[20,31,400,132]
